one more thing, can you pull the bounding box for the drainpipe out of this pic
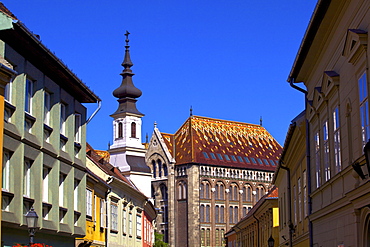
[252,213,259,247]
[105,178,113,247]
[86,100,102,124]
[279,164,292,247]
[289,78,313,247]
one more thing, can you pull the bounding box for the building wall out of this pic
[289,0,370,246]
[225,190,279,247]
[1,39,88,246]
[172,163,273,247]
[0,58,14,242]
[274,113,309,247]
[76,174,108,247]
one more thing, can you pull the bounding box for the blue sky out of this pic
[3,1,317,150]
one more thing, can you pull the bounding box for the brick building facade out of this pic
[146,115,282,247]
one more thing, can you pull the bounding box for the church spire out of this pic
[112,31,143,116]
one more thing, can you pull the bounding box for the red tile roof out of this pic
[166,116,282,171]
[86,143,137,190]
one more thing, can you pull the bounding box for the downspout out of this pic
[289,78,313,247]
[86,100,102,124]
[105,177,113,247]
[252,213,259,247]
[279,164,292,247]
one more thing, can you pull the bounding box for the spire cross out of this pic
[125,31,130,46]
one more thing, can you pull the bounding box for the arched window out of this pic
[243,207,247,217]
[163,164,168,176]
[234,206,239,223]
[220,183,224,200]
[220,206,225,223]
[182,182,187,199]
[206,183,210,199]
[229,183,238,201]
[206,205,210,222]
[178,183,183,200]
[200,205,205,222]
[260,186,265,196]
[152,160,156,178]
[229,206,233,224]
[247,186,252,201]
[158,160,162,177]
[160,184,168,200]
[178,181,187,200]
[200,183,204,199]
[201,228,205,246]
[243,186,247,201]
[215,205,219,223]
[215,185,219,200]
[131,122,136,138]
[118,122,123,138]
[233,186,238,201]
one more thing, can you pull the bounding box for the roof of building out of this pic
[161,115,282,171]
[0,3,100,103]
[226,185,278,235]
[287,0,331,82]
[86,143,138,191]
[0,3,17,20]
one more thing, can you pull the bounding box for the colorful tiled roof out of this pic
[166,116,282,171]
[160,132,175,157]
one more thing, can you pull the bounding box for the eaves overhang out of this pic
[287,0,332,83]
[0,21,100,103]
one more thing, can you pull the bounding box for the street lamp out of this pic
[268,235,275,247]
[25,207,38,246]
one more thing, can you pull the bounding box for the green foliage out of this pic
[154,232,168,247]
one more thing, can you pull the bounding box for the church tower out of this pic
[109,31,152,198]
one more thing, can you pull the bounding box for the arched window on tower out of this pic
[131,122,136,138]
[118,122,123,138]
[178,181,187,200]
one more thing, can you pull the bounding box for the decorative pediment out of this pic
[321,71,340,97]
[342,29,368,64]
[307,84,324,119]
[146,126,175,164]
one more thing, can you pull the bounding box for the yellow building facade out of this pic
[76,167,110,247]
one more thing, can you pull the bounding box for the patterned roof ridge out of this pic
[0,2,18,20]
